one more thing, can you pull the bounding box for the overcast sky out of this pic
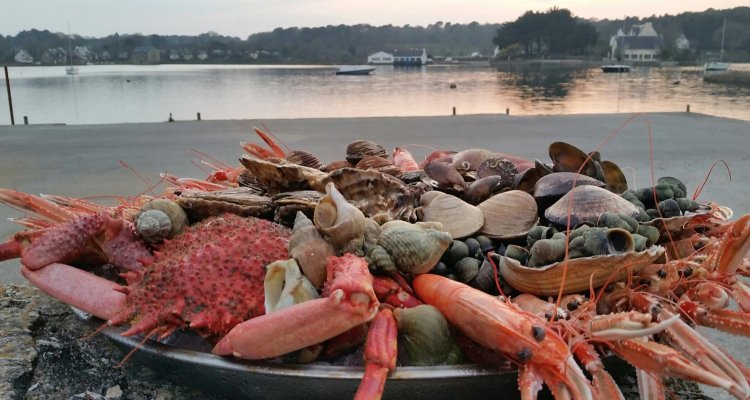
[1,0,746,38]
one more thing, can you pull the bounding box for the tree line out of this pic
[1,6,748,65]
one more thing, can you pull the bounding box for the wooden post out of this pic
[4,66,14,125]
[23,116,28,125]
[452,107,456,116]
[686,104,690,113]
[506,108,510,115]
[197,112,201,121]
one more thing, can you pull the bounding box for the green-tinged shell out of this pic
[633,234,647,252]
[527,225,557,248]
[528,238,567,267]
[597,212,637,233]
[289,212,336,289]
[455,257,480,283]
[657,177,687,195]
[636,225,660,246]
[676,198,700,212]
[393,305,462,366]
[135,199,189,243]
[264,259,320,314]
[658,198,682,218]
[504,244,529,265]
[366,245,397,274]
[375,220,452,275]
[583,227,634,256]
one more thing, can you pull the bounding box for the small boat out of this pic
[601,64,631,73]
[704,18,730,72]
[335,65,375,75]
[66,24,78,75]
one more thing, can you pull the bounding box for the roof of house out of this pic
[624,36,661,50]
[393,49,424,57]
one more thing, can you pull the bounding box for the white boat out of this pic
[66,25,78,75]
[704,18,730,72]
[334,65,375,75]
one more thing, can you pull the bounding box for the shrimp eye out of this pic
[517,347,533,362]
[531,326,546,342]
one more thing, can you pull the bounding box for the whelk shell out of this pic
[544,185,639,227]
[313,182,368,249]
[368,220,452,275]
[289,211,335,288]
[477,190,538,239]
[498,246,665,296]
[417,191,483,239]
[135,199,189,243]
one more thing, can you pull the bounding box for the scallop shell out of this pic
[545,185,639,227]
[346,140,387,165]
[376,220,452,275]
[497,246,665,296]
[264,259,319,314]
[286,150,323,170]
[477,190,538,239]
[289,211,335,288]
[417,191,483,239]
[355,155,402,177]
[313,182,367,249]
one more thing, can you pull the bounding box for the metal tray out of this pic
[73,308,630,400]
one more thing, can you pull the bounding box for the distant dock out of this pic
[704,70,750,86]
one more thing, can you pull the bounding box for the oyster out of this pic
[176,187,274,221]
[477,190,538,239]
[272,190,324,226]
[240,155,326,194]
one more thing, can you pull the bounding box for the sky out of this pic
[1,0,747,38]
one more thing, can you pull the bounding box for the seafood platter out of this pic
[1,127,749,399]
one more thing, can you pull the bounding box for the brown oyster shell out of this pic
[289,212,335,289]
[355,156,402,178]
[544,185,639,227]
[322,167,420,223]
[477,190,538,239]
[176,187,274,221]
[497,246,665,296]
[240,155,326,194]
[417,191,484,239]
[286,150,323,170]
[346,140,388,165]
[271,190,324,226]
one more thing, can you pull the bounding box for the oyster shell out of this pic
[498,246,665,296]
[176,187,274,221]
[544,185,639,227]
[417,191,484,239]
[346,140,387,165]
[477,190,538,239]
[323,160,353,172]
[240,155,326,194]
[289,212,335,289]
[272,190,324,226]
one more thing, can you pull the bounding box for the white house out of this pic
[609,22,661,64]
[367,51,393,64]
[675,34,690,50]
[393,48,427,66]
[14,50,34,64]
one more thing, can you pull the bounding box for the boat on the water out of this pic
[335,65,375,75]
[601,64,631,73]
[704,18,730,72]
[66,24,78,75]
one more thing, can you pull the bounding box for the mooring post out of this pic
[4,65,14,125]
[197,112,201,121]
[506,108,510,115]
[452,107,456,116]
[686,104,690,113]
[23,116,28,125]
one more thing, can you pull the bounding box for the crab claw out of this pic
[213,254,378,359]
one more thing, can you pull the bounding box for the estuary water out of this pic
[1,63,750,125]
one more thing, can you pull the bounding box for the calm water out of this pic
[1,63,750,125]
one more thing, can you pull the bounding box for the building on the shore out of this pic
[609,22,662,65]
[393,48,427,66]
[675,34,690,50]
[132,46,161,64]
[367,51,394,64]
[14,50,34,64]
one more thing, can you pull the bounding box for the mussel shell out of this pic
[600,160,628,194]
[477,190,538,240]
[418,192,484,239]
[346,140,387,165]
[544,185,639,227]
[548,141,597,177]
[497,246,665,296]
[512,167,543,194]
[533,172,606,216]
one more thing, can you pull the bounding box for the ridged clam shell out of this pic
[264,259,319,314]
[418,192,483,239]
[289,211,335,288]
[346,140,387,165]
[477,190,538,239]
[498,246,665,296]
[534,172,606,215]
[355,155,402,177]
[313,182,367,249]
[545,185,639,227]
[286,150,323,170]
[376,220,452,274]
[323,160,353,172]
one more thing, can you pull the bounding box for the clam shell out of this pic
[377,220,452,275]
[477,190,538,239]
[346,140,387,165]
[600,160,628,194]
[286,150,323,170]
[545,185,639,227]
[534,172,606,215]
[313,182,368,249]
[498,246,665,296]
[417,192,483,239]
[548,141,597,177]
[355,155,402,177]
[289,212,335,288]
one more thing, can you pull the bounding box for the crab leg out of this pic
[716,214,750,274]
[636,369,665,400]
[21,263,126,320]
[354,308,397,400]
[213,254,378,359]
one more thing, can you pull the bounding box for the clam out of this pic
[176,187,274,221]
[346,140,387,165]
[600,160,628,194]
[423,161,466,193]
[548,141,598,178]
[289,212,336,289]
[264,259,319,314]
[313,182,368,249]
[366,220,452,275]
[135,199,189,243]
[355,155,401,177]
[417,191,484,239]
[286,150,323,170]
[477,190,538,240]
[544,185,639,227]
[533,172,606,216]
[240,155,326,194]
[497,246,665,296]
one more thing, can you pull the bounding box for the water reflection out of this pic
[496,66,590,101]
